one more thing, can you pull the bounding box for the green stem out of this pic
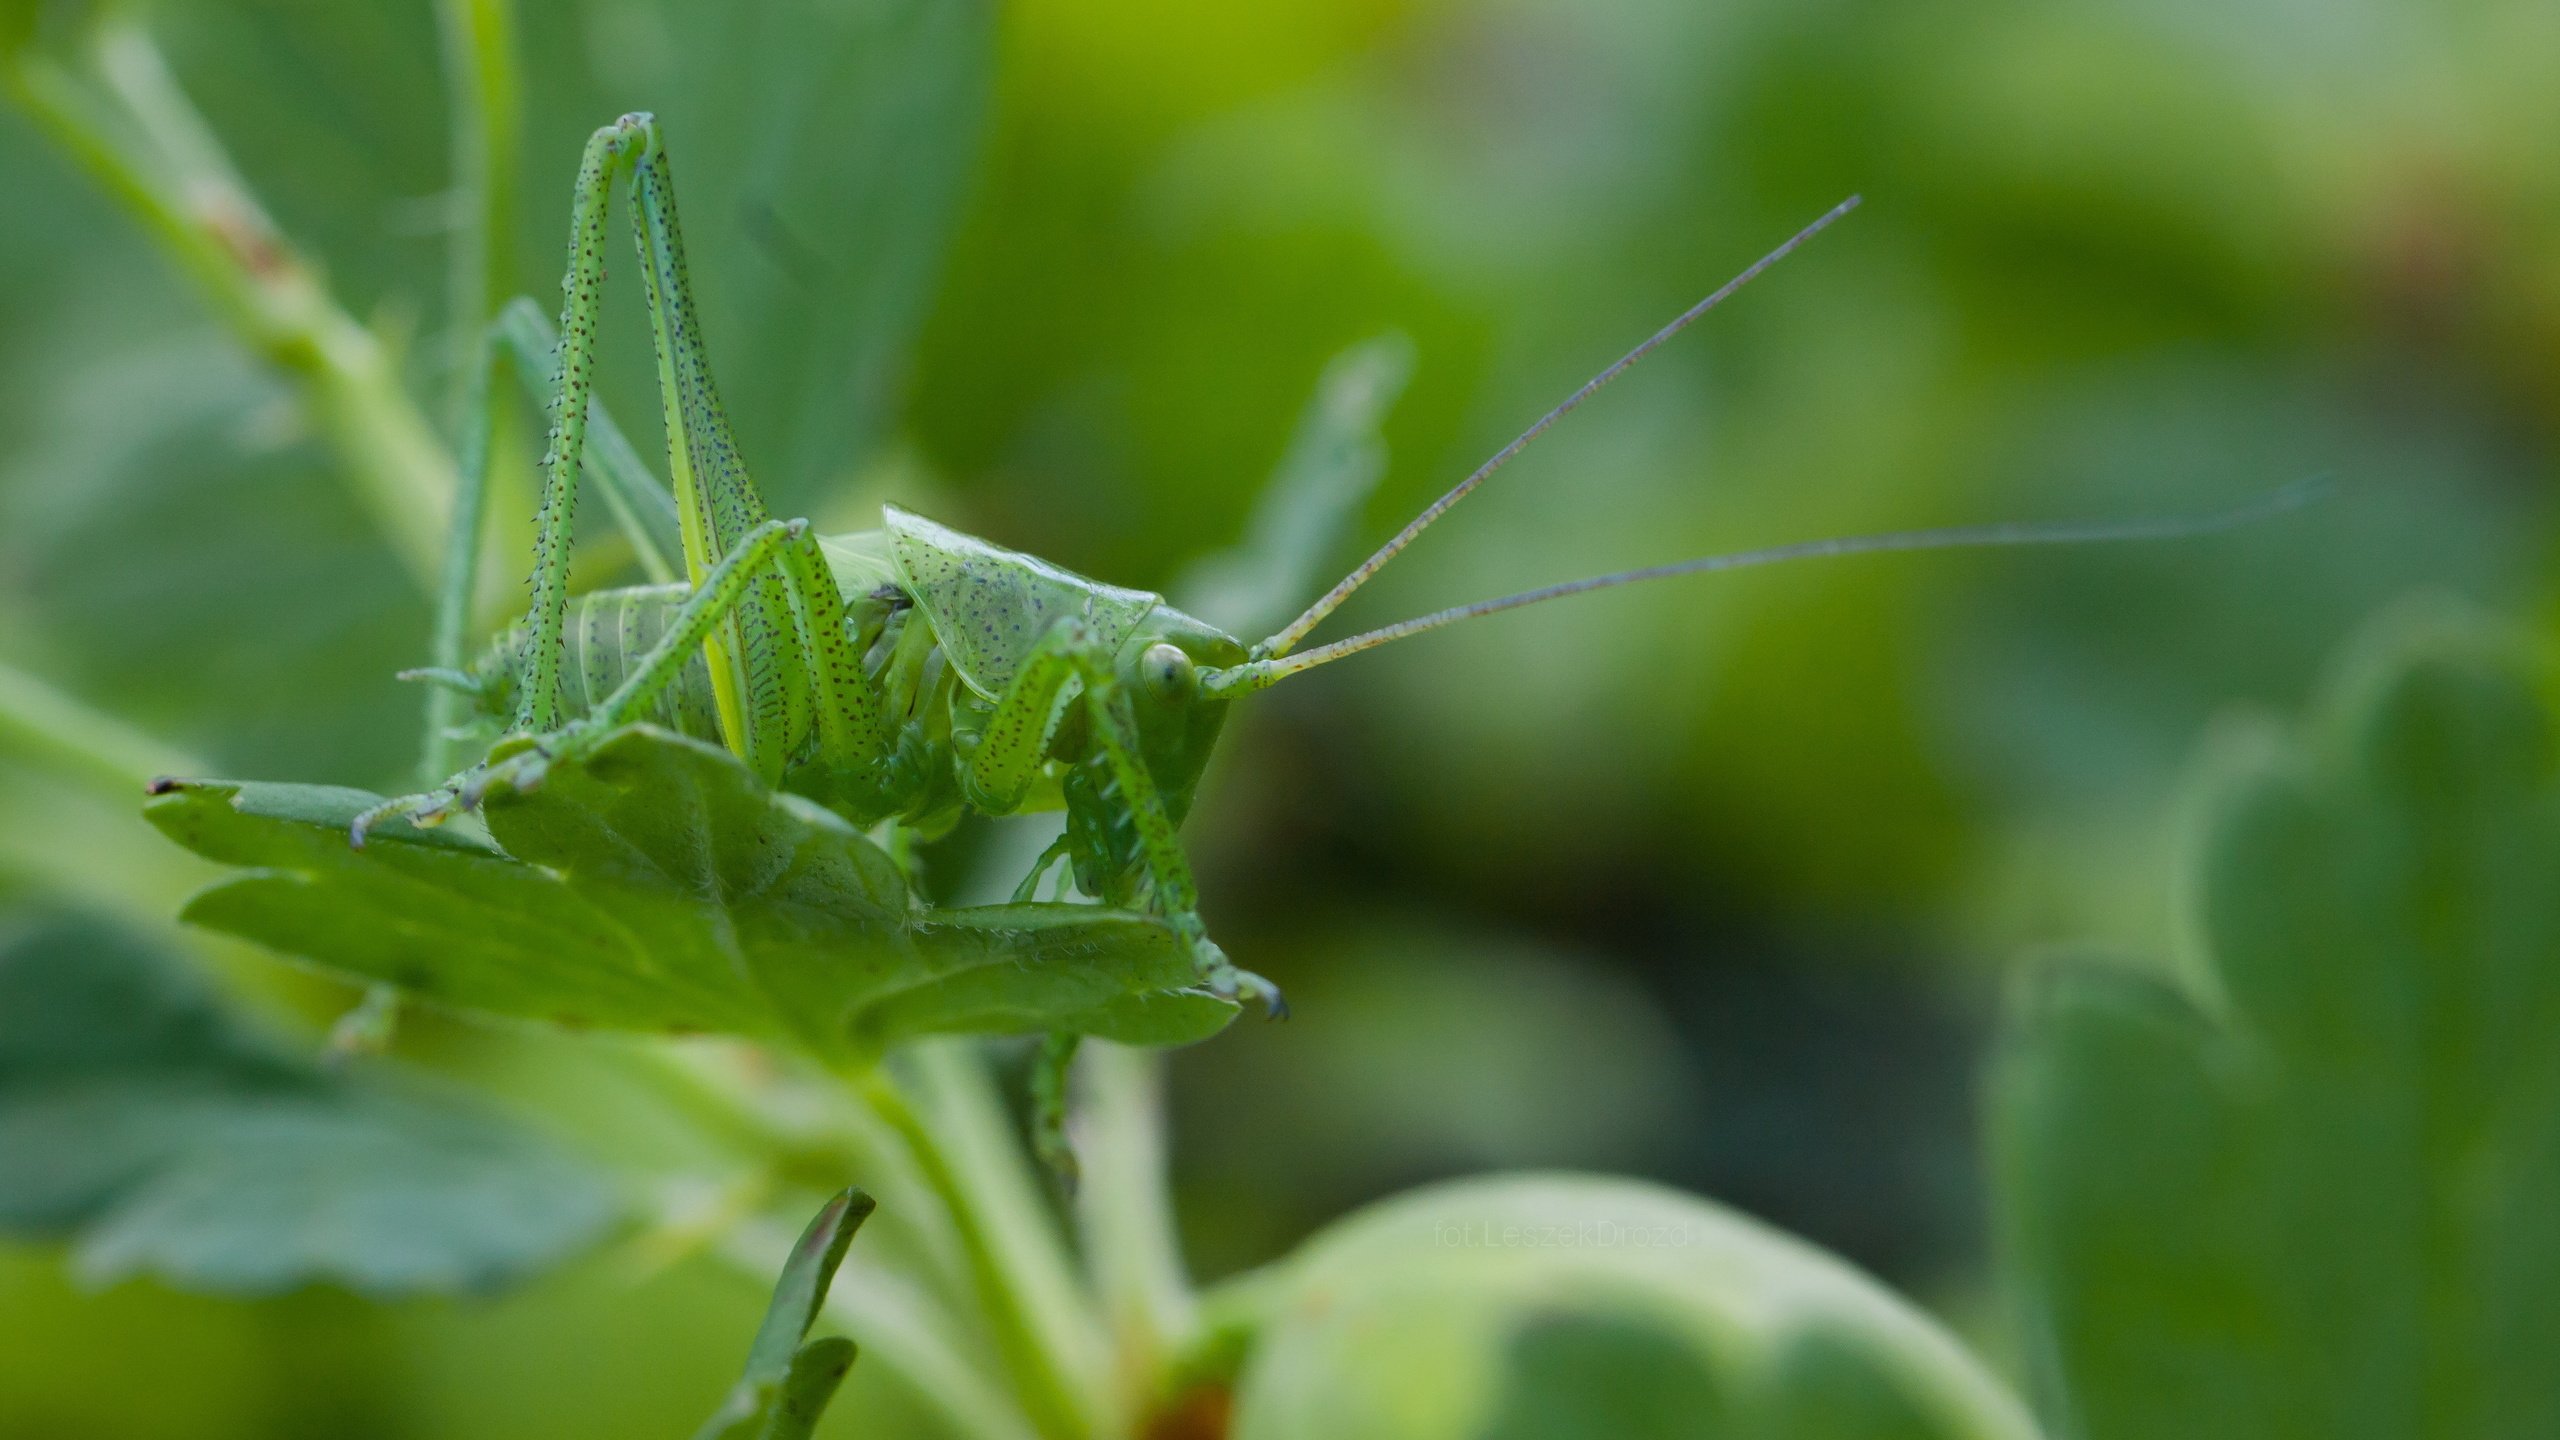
[859,1058,1104,1440]
[0,658,213,923]
[422,325,501,781]
[0,657,202,795]
[3,19,452,583]
[433,0,518,434]
[609,1041,972,1292]
[909,1043,1117,1423]
[416,0,520,783]
[1076,1044,1198,1403]
[603,1040,1036,1440]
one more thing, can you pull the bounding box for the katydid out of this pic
[365,113,2315,1021]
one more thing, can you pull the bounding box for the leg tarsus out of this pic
[349,722,598,850]
[349,786,462,847]
[1187,932,1286,1017]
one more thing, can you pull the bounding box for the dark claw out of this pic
[349,805,406,849]
[1216,963,1288,1020]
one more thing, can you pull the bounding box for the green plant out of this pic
[1993,603,2560,1439]
[694,1189,875,1440]
[0,6,2038,1433]
[3,2,2555,1438]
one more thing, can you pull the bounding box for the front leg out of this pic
[960,619,1283,1014]
[1074,651,1283,1014]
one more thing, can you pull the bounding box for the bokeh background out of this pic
[2,0,2556,1433]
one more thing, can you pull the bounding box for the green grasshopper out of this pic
[363,113,2312,1020]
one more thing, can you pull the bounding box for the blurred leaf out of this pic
[1993,602,2560,1438]
[0,0,39,59]
[1175,332,1413,637]
[0,0,1003,788]
[765,1340,860,1440]
[0,917,616,1296]
[151,0,451,325]
[0,334,427,784]
[145,0,992,505]
[147,725,1237,1059]
[692,1187,873,1440]
[513,0,995,519]
[1943,366,2532,815]
[1474,1310,1728,1439]
[1219,1173,2034,1440]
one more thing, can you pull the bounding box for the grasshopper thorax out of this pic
[882,506,1247,827]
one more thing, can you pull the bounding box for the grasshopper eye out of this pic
[1140,642,1196,700]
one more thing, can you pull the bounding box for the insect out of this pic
[364,113,2313,1021]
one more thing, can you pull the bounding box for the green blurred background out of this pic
[1,0,2554,1433]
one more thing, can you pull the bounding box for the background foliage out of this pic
[1,0,2556,1434]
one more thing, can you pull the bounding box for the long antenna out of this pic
[1260,194,1864,659]
[1202,477,2326,698]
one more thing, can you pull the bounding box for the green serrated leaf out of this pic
[1993,602,2560,1439]
[0,919,616,1297]
[1217,1174,2034,1440]
[146,726,1238,1061]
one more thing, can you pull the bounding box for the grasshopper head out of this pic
[1113,608,1248,825]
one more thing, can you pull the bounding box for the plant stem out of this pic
[0,659,213,923]
[909,1042,1119,1426]
[1076,1044,1197,1402]
[417,0,521,782]
[0,657,202,795]
[3,18,452,583]
[422,328,500,782]
[859,1059,1104,1440]
[434,0,518,434]
[0,770,210,928]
